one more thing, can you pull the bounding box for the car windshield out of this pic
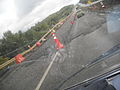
[0,0,120,90]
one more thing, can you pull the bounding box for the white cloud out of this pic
[0,0,18,38]
[0,0,79,38]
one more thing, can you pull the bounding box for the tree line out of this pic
[0,5,73,64]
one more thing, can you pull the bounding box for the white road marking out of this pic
[99,13,105,16]
[35,52,59,90]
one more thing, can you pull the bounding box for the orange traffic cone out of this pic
[70,21,74,25]
[51,33,64,50]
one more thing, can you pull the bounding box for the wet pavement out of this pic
[0,4,120,90]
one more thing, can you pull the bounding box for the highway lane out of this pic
[57,6,120,89]
[0,5,120,90]
[39,6,120,90]
[0,10,75,90]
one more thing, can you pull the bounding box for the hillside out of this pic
[0,5,74,64]
[79,0,120,6]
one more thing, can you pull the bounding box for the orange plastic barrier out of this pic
[15,54,25,64]
[36,42,41,47]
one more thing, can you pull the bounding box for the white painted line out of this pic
[35,52,58,90]
[99,13,105,16]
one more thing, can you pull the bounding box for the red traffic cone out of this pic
[36,42,41,47]
[70,21,74,25]
[15,54,25,64]
[51,33,64,50]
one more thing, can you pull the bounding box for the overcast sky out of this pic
[0,0,79,38]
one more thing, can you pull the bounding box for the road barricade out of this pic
[36,42,41,47]
[15,54,25,64]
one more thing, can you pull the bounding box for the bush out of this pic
[0,57,9,65]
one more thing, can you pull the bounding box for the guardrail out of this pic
[0,13,72,70]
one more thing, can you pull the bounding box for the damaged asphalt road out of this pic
[0,5,120,90]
